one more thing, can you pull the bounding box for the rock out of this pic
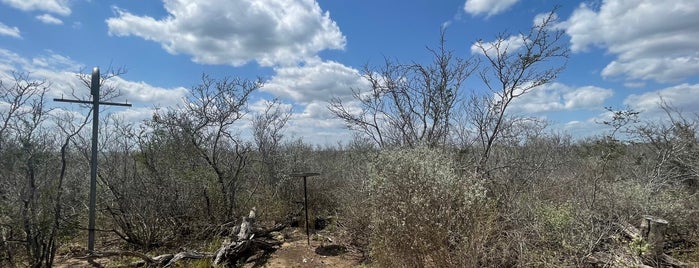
[270,231,285,241]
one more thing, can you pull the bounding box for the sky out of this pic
[1,0,698,145]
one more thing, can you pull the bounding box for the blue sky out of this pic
[1,0,698,145]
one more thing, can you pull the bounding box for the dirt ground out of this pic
[53,226,364,267]
[251,228,363,268]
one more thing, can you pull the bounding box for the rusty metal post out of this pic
[290,172,320,246]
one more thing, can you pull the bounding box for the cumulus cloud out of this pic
[561,117,610,139]
[509,82,613,114]
[0,0,71,15]
[0,22,21,38]
[533,11,558,27]
[109,77,188,107]
[286,100,351,144]
[464,0,520,16]
[112,107,160,123]
[261,60,368,103]
[297,101,337,120]
[106,0,346,67]
[623,83,699,115]
[0,49,31,79]
[470,34,525,57]
[30,53,82,70]
[248,98,293,114]
[561,0,699,82]
[245,98,350,145]
[29,68,187,108]
[0,48,188,121]
[564,83,699,139]
[624,81,646,88]
[36,14,63,25]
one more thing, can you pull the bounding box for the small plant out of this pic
[629,237,650,256]
[187,258,213,268]
[538,203,573,232]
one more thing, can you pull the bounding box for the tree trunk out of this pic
[214,208,256,265]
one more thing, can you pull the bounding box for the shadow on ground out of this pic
[315,245,347,256]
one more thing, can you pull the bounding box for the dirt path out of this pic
[53,227,363,267]
[250,228,363,268]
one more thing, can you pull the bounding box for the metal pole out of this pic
[304,176,309,245]
[289,172,319,246]
[53,67,131,253]
[87,67,100,253]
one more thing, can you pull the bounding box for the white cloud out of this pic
[470,34,525,57]
[624,81,646,88]
[112,107,159,123]
[561,0,699,82]
[1,48,353,145]
[1,48,188,118]
[249,98,293,114]
[563,86,613,110]
[36,14,63,25]
[285,100,351,144]
[510,82,613,114]
[245,98,350,145]
[0,0,71,16]
[464,0,520,16]
[561,116,610,139]
[110,77,188,107]
[603,56,699,83]
[0,22,21,38]
[0,49,30,76]
[31,70,86,97]
[533,12,557,27]
[106,0,346,67]
[563,83,699,139]
[31,53,82,70]
[27,68,188,108]
[262,59,368,103]
[298,101,336,120]
[623,83,699,115]
[48,108,85,121]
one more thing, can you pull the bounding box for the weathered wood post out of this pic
[640,215,668,257]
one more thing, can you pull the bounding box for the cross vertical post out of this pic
[87,67,100,253]
[290,172,320,246]
[303,176,309,244]
[54,67,132,253]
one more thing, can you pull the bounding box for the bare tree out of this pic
[252,98,291,185]
[633,101,699,190]
[47,110,91,266]
[153,74,260,220]
[468,9,569,174]
[0,72,51,150]
[0,72,58,267]
[329,30,477,148]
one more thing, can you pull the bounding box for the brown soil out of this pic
[251,228,363,268]
[53,227,363,267]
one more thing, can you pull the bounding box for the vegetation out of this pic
[1,9,697,268]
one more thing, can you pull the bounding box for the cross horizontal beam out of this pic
[54,98,132,107]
